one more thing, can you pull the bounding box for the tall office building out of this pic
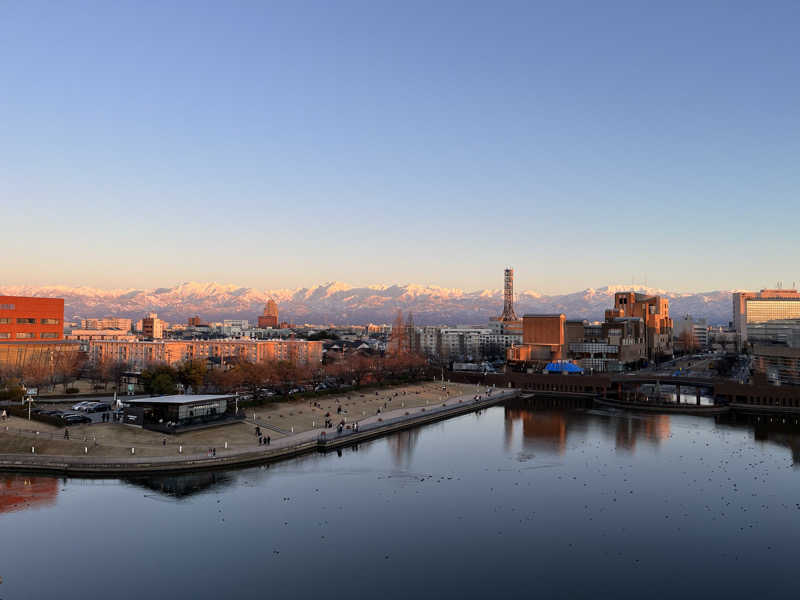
[733,289,800,344]
[258,299,279,328]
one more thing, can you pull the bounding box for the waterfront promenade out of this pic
[0,385,519,475]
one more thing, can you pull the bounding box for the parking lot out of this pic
[29,397,122,425]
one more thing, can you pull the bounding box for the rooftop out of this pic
[126,394,235,405]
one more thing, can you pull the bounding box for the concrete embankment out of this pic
[0,389,519,476]
[594,397,729,416]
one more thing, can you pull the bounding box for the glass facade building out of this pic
[733,290,800,345]
[746,299,800,324]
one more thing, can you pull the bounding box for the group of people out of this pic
[206,447,217,457]
[254,425,271,446]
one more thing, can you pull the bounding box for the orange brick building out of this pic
[507,314,566,362]
[605,292,673,357]
[0,296,64,342]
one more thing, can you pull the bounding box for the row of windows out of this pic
[0,317,60,324]
[0,332,59,339]
[0,304,15,310]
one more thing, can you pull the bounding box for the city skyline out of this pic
[3,1,800,293]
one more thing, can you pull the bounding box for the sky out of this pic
[1,0,799,294]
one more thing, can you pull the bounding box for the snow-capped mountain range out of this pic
[0,282,735,326]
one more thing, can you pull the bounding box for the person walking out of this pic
[266,435,271,446]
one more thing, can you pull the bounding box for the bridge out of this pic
[445,370,800,416]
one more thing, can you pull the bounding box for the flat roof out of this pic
[127,394,235,405]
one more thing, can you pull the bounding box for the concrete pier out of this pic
[0,388,519,475]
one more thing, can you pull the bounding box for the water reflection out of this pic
[123,470,235,499]
[386,428,421,467]
[505,399,671,454]
[6,402,800,512]
[0,475,59,514]
[720,413,800,465]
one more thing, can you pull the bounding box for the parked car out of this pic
[60,413,91,425]
[86,402,110,413]
[72,402,91,411]
[77,402,102,412]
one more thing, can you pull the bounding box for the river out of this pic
[2,398,800,599]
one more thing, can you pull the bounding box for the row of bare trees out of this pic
[0,346,430,401]
[0,350,88,395]
[134,350,429,398]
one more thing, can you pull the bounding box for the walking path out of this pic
[0,388,519,474]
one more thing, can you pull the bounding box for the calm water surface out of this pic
[3,399,800,599]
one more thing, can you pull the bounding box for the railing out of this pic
[315,390,515,444]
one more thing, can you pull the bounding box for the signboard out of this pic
[25,387,38,397]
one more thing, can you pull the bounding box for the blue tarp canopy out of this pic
[545,362,584,374]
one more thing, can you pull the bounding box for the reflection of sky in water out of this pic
[3,403,800,599]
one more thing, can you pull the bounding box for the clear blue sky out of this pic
[2,1,799,293]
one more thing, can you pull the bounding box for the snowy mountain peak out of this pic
[0,282,735,325]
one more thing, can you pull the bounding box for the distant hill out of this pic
[0,281,734,326]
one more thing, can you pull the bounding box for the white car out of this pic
[71,401,92,411]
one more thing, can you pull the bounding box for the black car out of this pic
[86,402,111,413]
[60,413,91,425]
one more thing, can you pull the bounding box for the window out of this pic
[0,303,14,310]
[0,318,9,324]
[17,318,36,324]
[41,318,59,325]
[0,332,9,339]
[16,332,34,339]
[40,332,58,338]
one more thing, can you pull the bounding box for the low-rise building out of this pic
[66,329,138,342]
[673,315,709,351]
[81,317,132,331]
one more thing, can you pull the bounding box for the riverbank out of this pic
[0,386,518,475]
[594,397,729,416]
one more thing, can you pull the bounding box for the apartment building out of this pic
[87,339,323,369]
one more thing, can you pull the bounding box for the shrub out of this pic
[66,387,80,394]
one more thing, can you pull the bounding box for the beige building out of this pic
[81,317,132,331]
[141,313,165,339]
[87,339,323,369]
[66,329,137,342]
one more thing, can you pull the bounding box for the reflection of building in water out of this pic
[505,406,567,454]
[614,415,670,450]
[0,476,59,514]
[505,400,670,454]
[731,415,800,465]
[125,471,234,498]
[387,429,421,466]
